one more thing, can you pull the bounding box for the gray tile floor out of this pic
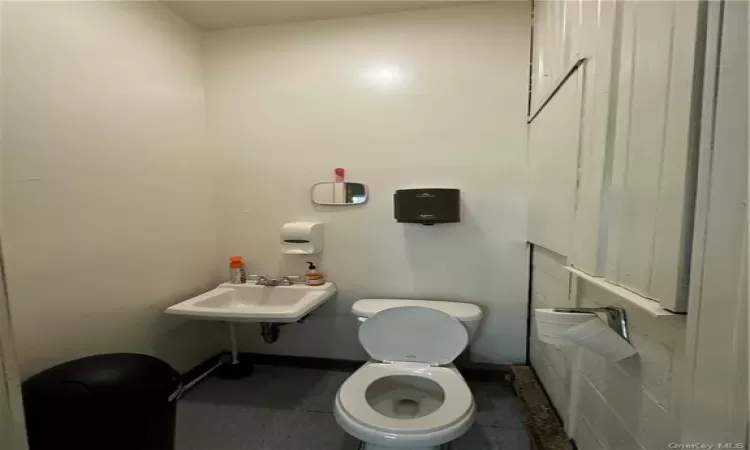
[177,365,530,450]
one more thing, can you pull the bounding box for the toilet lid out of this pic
[358,306,468,365]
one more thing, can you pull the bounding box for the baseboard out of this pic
[243,353,512,380]
[237,352,364,372]
[179,351,514,394]
[459,365,512,382]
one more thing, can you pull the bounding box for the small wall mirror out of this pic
[311,182,368,205]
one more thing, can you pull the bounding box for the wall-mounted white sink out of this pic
[166,282,336,323]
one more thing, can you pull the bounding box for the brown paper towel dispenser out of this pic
[394,188,461,225]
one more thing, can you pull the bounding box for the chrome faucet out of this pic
[254,275,299,287]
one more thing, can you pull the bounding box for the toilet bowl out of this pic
[334,302,483,450]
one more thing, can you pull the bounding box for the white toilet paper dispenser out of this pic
[280,222,324,254]
[551,306,630,342]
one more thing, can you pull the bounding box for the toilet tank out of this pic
[351,299,483,341]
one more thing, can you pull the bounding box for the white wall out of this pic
[527,72,583,256]
[602,0,703,311]
[528,0,690,447]
[530,0,703,312]
[530,247,686,450]
[681,0,748,440]
[0,0,28,445]
[203,3,531,364]
[2,1,225,377]
[528,0,747,448]
[528,0,619,276]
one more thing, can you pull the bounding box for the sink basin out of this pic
[166,282,336,323]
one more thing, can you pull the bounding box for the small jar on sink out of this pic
[304,262,325,286]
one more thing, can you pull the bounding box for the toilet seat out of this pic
[337,362,473,434]
[358,307,468,365]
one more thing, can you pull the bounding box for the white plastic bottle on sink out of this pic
[228,256,247,284]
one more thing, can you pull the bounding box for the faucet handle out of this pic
[248,275,268,285]
[280,275,301,285]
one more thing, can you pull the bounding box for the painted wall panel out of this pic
[529,246,686,449]
[611,1,676,296]
[569,0,619,275]
[531,0,745,445]
[532,0,704,312]
[527,73,583,256]
[605,0,703,310]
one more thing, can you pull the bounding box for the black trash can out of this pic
[22,353,181,450]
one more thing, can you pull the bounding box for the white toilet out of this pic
[334,299,483,450]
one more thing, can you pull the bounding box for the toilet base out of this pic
[361,443,445,450]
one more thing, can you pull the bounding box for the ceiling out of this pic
[164,1,479,30]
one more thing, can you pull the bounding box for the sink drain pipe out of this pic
[208,316,313,380]
[260,315,311,344]
[261,323,281,343]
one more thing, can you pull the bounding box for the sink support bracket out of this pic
[216,322,254,380]
[229,322,239,364]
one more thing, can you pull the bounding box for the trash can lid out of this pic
[23,353,181,402]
